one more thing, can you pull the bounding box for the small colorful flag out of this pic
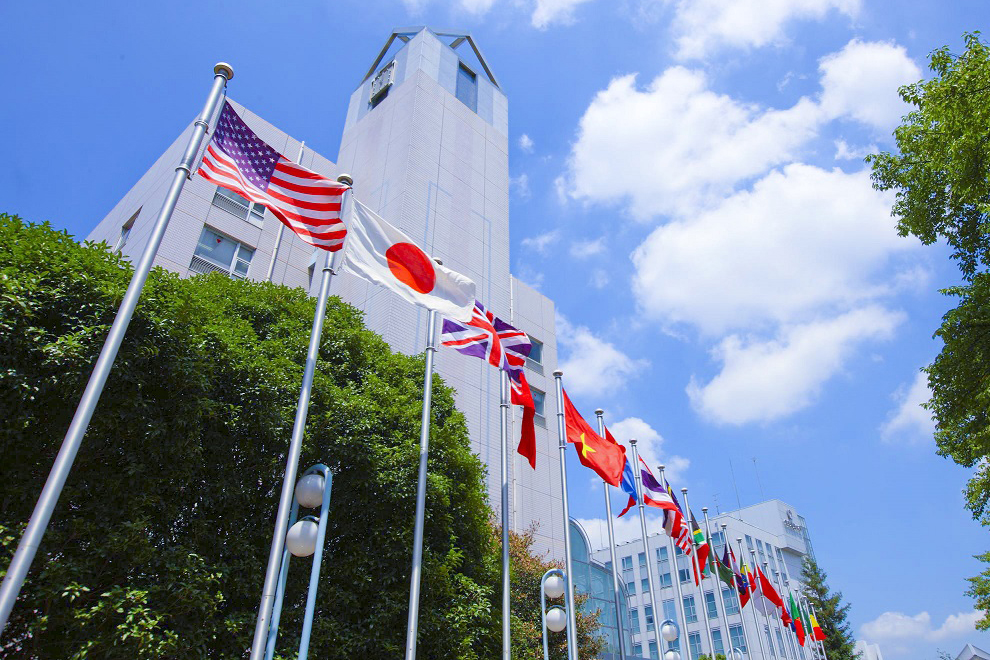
[790,592,806,645]
[562,390,626,486]
[618,457,639,517]
[810,609,826,641]
[690,514,711,585]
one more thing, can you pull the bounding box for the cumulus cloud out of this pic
[819,39,922,130]
[511,173,531,199]
[570,237,606,259]
[557,315,649,398]
[688,307,904,424]
[607,416,689,484]
[669,0,861,60]
[631,164,913,334]
[880,370,935,443]
[567,68,822,219]
[834,139,878,161]
[576,514,664,549]
[861,610,982,643]
[518,133,535,153]
[521,230,560,254]
[590,268,609,289]
[532,0,595,28]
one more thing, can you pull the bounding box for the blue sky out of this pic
[2,1,988,657]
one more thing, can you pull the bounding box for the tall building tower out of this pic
[86,27,565,558]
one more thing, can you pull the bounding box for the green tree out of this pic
[801,556,859,660]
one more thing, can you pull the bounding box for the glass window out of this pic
[668,637,681,652]
[212,186,265,224]
[645,605,655,631]
[639,552,647,568]
[649,641,659,659]
[455,63,478,112]
[657,546,669,562]
[729,624,747,654]
[683,595,697,623]
[675,545,684,555]
[745,535,754,550]
[641,578,650,593]
[679,568,691,583]
[622,556,633,571]
[527,336,543,364]
[191,226,254,280]
[722,587,740,615]
[713,628,725,655]
[776,628,787,658]
[663,599,676,622]
[688,632,702,660]
[658,571,672,588]
[633,644,642,657]
[630,608,640,634]
[765,625,776,657]
[626,580,635,595]
[531,388,546,417]
[705,591,718,619]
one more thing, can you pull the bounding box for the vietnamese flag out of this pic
[562,389,625,486]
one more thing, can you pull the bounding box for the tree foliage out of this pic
[801,556,858,660]
[0,214,601,658]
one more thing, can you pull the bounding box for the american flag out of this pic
[198,102,350,251]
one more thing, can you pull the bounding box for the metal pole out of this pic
[805,597,828,660]
[765,565,790,660]
[659,465,691,660]
[629,440,663,658]
[737,539,768,660]
[594,409,626,660]
[264,141,304,282]
[751,551,776,659]
[542,568,565,660]
[297,465,333,660]
[249,178,351,660]
[704,509,733,657]
[264,503,299,660]
[681,490,716,658]
[403,308,440,660]
[0,62,233,635]
[500,369,512,660]
[722,523,745,658]
[552,370,579,660]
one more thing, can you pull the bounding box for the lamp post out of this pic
[661,618,681,660]
[541,568,568,660]
[264,464,333,660]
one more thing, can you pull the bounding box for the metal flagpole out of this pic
[249,177,353,660]
[805,597,828,660]
[721,523,744,657]
[0,62,233,635]
[594,409,625,660]
[403,308,440,660]
[629,440,663,657]
[765,563,790,660]
[552,370,579,660]
[751,550,776,660]
[264,141,304,282]
[681,489,716,657]
[737,538,768,660]
[500,369,512,660]
[703,509,733,657]
[658,465,691,660]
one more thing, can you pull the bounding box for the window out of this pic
[745,535,754,550]
[765,625,776,657]
[776,629,788,658]
[688,632,702,660]
[729,624,747,654]
[657,547,669,562]
[633,644,642,656]
[190,226,254,279]
[663,599,677,622]
[679,568,691,583]
[638,552,646,569]
[641,578,650,593]
[668,637,681,652]
[649,641,659,659]
[675,545,684,555]
[531,387,546,419]
[527,336,543,365]
[705,591,718,619]
[622,556,633,572]
[112,207,140,254]
[370,60,395,109]
[630,608,640,634]
[626,580,635,595]
[657,571,672,588]
[212,186,266,225]
[455,62,478,112]
[713,629,725,656]
[683,595,697,623]
[644,605,655,632]
[722,587,740,615]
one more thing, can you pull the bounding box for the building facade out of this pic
[86,27,565,558]
[586,500,818,660]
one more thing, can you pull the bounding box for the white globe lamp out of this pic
[545,606,567,632]
[661,620,679,642]
[286,519,319,557]
[664,650,681,660]
[295,474,325,508]
[544,574,565,599]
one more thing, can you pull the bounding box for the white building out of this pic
[87,27,565,558]
[585,500,820,660]
[855,640,885,660]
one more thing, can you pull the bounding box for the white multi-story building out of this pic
[87,27,565,558]
[585,500,819,660]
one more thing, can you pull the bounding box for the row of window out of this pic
[629,624,748,659]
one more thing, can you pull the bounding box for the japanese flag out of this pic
[343,200,476,322]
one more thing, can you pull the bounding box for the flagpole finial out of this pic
[213,62,234,80]
[629,438,637,446]
[657,463,664,470]
[681,487,687,494]
[736,537,742,543]
[720,523,727,529]
[553,369,563,378]
[702,506,708,513]
[594,408,604,416]
[336,173,353,186]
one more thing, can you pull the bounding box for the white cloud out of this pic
[880,370,935,443]
[834,139,878,161]
[669,0,861,60]
[576,514,663,549]
[531,0,595,28]
[590,268,609,289]
[511,173,531,199]
[688,307,904,424]
[819,39,922,130]
[607,416,689,484]
[631,164,913,334]
[566,68,822,219]
[518,133,535,153]
[861,610,982,643]
[570,237,606,259]
[557,315,649,398]
[521,229,560,254]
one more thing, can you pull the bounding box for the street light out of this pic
[661,618,680,660]
[541,568,569,660]
[730,647,746,660]
[264,464,333,660]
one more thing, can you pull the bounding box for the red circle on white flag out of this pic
[386,242,436,294]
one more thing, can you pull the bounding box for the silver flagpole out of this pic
[500,369,511,660]
[264,141,304,282]
[403,308,440,660]
[551,370,579,660]
[751,550,776,660]
[721,523,744,657]
[594,409,625,660]
[765,563,790,660]
[629,440,663,657]
[658,465,690,660]
[249,177,353,660]
[703,508,733,657]
[681,489,716,657]
[737,538,768,660]
[0,62,233,635]
[804,596,828,660]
